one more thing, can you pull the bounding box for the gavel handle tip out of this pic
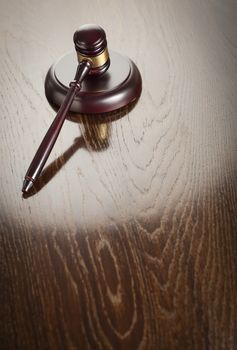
[22,178,34,193]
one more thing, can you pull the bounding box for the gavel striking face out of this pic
[73,24,110,76]
[22,24,142,193]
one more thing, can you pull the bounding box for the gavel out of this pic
[22,25,110,193]
[22,24,142,193]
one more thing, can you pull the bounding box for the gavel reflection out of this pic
[81,118,111,151]
[22,24,110,193]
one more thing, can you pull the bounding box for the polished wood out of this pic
[0,0,237,349]
[45,51,142,113]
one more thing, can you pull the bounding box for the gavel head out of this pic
[73,24,110,76]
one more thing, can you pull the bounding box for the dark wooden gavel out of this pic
[22,24,110,193]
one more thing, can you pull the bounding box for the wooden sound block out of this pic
[45,51,142,114]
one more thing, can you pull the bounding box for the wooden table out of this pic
[1,0,237,349]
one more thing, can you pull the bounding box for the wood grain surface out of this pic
[0,0,237,349]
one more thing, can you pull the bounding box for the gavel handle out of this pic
[22,60,91,193]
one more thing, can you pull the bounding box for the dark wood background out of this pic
[0,0,237,349]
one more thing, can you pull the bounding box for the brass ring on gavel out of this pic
[77,48,109,68]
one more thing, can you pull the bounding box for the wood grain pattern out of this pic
[0,0,237,349]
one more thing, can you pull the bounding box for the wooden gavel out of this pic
[22,24,110,193]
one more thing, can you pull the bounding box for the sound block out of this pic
[45,51,142,114]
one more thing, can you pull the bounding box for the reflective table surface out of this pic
[0,0,237,349]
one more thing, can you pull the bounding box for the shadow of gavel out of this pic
[22,101,136,198]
